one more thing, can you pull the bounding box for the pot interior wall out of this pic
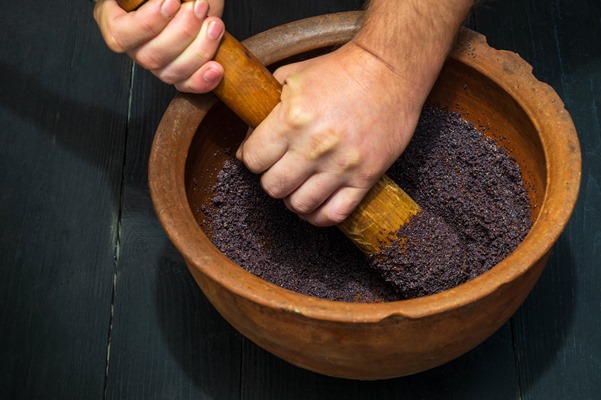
[429,58,546,221]
[185,102,248,231]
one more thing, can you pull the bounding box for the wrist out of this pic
[341,40,428,112]
[352,0,474,104]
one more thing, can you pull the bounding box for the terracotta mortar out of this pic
[148,12,581,379]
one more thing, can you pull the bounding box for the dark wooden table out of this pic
[1,1,599,398]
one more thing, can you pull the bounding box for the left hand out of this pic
[94,0,226,93]
[236,42,426,226]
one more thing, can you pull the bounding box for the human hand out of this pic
[235,42,427,227]
[93,0,225,93]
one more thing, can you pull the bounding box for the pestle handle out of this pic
[212,32,282,129]
[115,0,421,254]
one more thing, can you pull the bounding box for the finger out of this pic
[174,60,224,93]
[95,0,181,53]
[236,103,289,174]
[235,127,253,160]
[154,16,224,84]
[128,1,210,72]
[281,172,341,215]
[300,186,370,227]
[259,152,315,200]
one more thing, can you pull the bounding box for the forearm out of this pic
[353,0,474,102]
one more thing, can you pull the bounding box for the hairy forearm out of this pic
[353,0,474,100]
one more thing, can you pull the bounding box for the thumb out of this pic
[94,0,180,53]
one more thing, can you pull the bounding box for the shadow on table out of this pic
[155,240,244,399]
[0,61,127,212]
[511,233,578,395]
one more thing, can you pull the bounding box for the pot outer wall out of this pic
[148,12,580,380]
[185,253,549,379]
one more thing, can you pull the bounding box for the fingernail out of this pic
[235,147,242,160]
[160,0,179,18]
[194,0,209,19]
[203,67,221,83]
[207,20,223,40]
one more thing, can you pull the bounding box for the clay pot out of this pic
[148,12,581,379]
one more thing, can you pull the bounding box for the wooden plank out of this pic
[0,1,130,399]
[473,0,601,398]
[103,66,242,399]
[6,0,589,398]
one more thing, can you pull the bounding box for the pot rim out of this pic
[148,11,581,323]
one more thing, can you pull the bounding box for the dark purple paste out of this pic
[369,209,468,299]
[202,106,532,302]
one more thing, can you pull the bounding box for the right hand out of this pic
[93,0,225,93]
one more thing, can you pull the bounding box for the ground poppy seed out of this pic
[202,105,532,302]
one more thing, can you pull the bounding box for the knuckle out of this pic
[329,211,351,225]
[161,10,205,47]
[104,31,128,54]
[283,103,313,128]
[135,50,165,71]
[94,6,123,52]
[192,47,214,66]
[156,64,186,85]
[179,23,202,44]
[289,197,316,215]
[174,74,216,94]
[306,130,340,160]
[328,203,355,224]
[357,167,382,185]
[157,70,177,85]
[333,149,362,172]
[240,150,263,174]
[138,18,162,41]
[261,177,287,199]
[173,81,188,93]
[280,75,313,128]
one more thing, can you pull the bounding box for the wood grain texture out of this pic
[338,174,420,254]
[0,1,130,398]
[212,32,282,128]
[103,67,243,400]
[473,1,601,398]
[0,0,598,398]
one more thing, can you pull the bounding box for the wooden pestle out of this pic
[116,0,422,255]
